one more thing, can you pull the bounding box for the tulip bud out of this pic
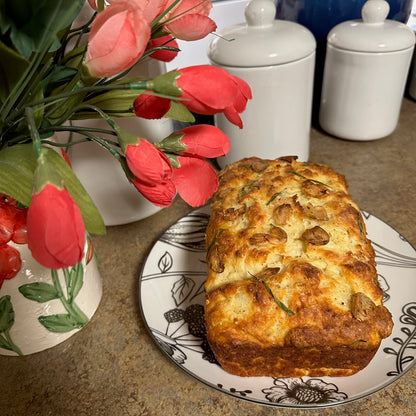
[131,178,176,207]
[156,125,230,158]
[27,151,86,269]
[171,156,219,207]
[147,35,179,62]
[117,129,173,186]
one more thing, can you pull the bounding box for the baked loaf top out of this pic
[204,156,393,377]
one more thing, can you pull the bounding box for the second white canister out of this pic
[319,0,415,141]
[207,0,316,168]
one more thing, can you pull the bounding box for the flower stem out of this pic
[6,81,149,128]
[24,107,42,158]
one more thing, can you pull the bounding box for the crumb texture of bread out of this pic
[204,156,393,377]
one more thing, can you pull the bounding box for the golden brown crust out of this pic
[204,156,393,377]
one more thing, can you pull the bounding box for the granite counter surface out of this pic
[1,99,416,416]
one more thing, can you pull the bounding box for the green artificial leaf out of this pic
[38,313,85,332]
[2,0,85,59]
[164,101,195,123]
[18,282,59,303]
[79,89,141,119]
[149,70,182,96]
[41,65,78,97]
[0,143,105,234]
[0,1,10,34]
[0,144,37,206]
[43,147,106,235]
[0,40,29,105]
[0,295,14,332]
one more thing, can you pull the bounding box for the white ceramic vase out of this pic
[0,238,102,356]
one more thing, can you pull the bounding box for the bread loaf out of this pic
[204,156,393,377]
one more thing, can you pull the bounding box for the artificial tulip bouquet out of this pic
[0,0,252,284]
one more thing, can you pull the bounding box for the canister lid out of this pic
[207,0,316,67]
[327,0,415,53]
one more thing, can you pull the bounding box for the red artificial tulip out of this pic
[131,178,176,207]
[172,156,218,207]
[27,183,86,269]
[177,65,252,128]
[134,65,252,128]
[134,92,171,119]
[147,35,179,62]
[157,124,230,158]
[177,124,230,157]
[124,139,173,185]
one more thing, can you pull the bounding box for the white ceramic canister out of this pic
[208,0,316,168]
[319,0,415,141]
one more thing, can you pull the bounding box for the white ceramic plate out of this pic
[139,207,416,408]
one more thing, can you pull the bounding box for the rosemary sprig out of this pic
[290,170,331,188]
[357,212,368,243]
[239,180,257,198]
[266,190,285,206]
[248,272,294,315]
[351,339,367,346]
[206,228,228,252]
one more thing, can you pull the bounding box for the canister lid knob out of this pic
[362,0,389,24]
[245,0,275,28]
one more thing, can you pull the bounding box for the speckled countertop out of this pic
[1,98,416,416]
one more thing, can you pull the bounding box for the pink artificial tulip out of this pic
[27,184,86,269]
[172,156,218,207]
[147,35,179,62]
[131,178,176,207]
[139,0,169,23]
[162,0,216,41]
[85,0,150,77]
[124,138,173,185]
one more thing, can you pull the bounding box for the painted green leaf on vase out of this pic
[38,313,85,333]
[0,335,14,352]
[0,295,14,332]
[18,282,59,303]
